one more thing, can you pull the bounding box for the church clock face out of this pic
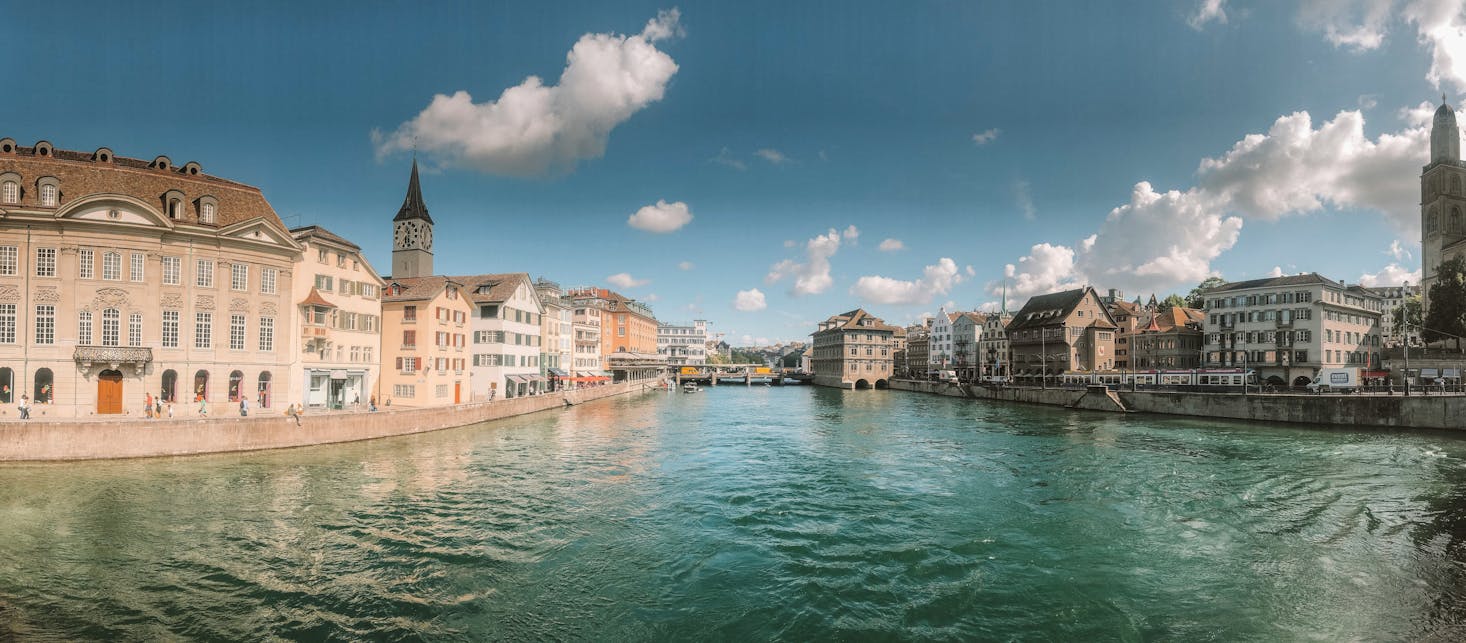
[422,226,432,250]
[394,222,408,247]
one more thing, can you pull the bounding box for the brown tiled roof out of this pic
[1202,272,1337,293]
[1108,300,1141,317]
[0,141,288,235]
[298,287,337,309]
[290,225,361,251]
[382,275,461,303]
[448,273,534,305]
[814,308,900,335]
[1007,287,1116,332]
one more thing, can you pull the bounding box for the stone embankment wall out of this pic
[0,381,655,462]
[891,379,1466,431]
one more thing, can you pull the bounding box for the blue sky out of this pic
[4,1,1459,343]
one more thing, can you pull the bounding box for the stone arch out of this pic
[1292,375,1312,387]
[874,379,889,389]
[161,369,178,403]
[854,379,871,389]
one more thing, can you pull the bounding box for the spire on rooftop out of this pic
[393,158,434,224]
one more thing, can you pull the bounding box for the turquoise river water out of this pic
[2,387,1466,640]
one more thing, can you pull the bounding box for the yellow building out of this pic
[378,276,470,407]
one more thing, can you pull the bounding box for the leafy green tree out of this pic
[1159,294,1188,310]
[1425,256,1466,351]
[1186,276,1228,308]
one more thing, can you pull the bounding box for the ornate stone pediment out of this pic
[74,346,152,377]
[230,298,250,312]
[161,293,185,309]
[196,295,215,311]
[0,285,18,302]
[261,302,278,316]
[33,287,59,303]
[90,287,131,311]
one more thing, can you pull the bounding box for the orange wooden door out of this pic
[97,371,123,414]
[454,382,461,404]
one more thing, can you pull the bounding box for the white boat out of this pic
[682,383,699,393]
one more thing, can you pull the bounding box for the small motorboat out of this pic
[682,382,700,393]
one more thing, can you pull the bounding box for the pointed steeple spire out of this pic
[393,158,434,224]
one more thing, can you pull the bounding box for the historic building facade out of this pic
[810,308,898,389]
[378,276,469,407]
[289,225,384,410]
[458,272,546,399]
[567,287,658,366]
[1201,273,1383,386]
[535,278,574,390]
[657,319,708,366]
[1006,287,1118,383]
[0,139,299,417]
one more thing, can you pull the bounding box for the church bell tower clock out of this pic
[391,159,435,278]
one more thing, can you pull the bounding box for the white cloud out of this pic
[1014,179,1036,220]
[710,147,747,171]
[1268,266,1285,278]
[851,257,967,306]
[1080,183,1244,295]
[607,272,649,289]
[971,128,1001,145]
[1188,0,1229,29]
[766,228,846,296]
[1299,0,1466,92]
[1359,263,1423,286]
[1388,239,1415,261]
[733,288,768,312]
[1359,93,1380,110]
[627,200,693,233]
[842,225,860,241]
[756,148,791,164]
[372,10,681,176]
[878,238,905,252]
[994,242,1085,298]
[678,261,695,271]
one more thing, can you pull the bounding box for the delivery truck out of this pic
[1307,367,1360,393]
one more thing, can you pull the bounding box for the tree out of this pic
[1393,295,1423,344]
[1185,276,1228,308]
[1159,294,1188,311]
[1425,256,1466,351]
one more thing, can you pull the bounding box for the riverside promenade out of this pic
[0,380,659,462]
[892,379,1466,431]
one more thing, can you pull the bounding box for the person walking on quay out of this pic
[146,392,155,419]
[17,394,29,420]
[197,393,208,416]
[239,396,249,417]
[369,395,377,412]
[155,396,163,419]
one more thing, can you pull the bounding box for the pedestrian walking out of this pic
[197,393,208,416]
[155,397,163,418]
[167,401,174,418]
[145,392,154,419]
[239,397,249,417]
[369,395,377,412]
[17,394,29,420]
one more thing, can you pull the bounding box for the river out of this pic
[1,386,1465,640]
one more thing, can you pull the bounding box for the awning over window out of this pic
[547,368,570,377]
[1422,368,1440,378]
[1446,369,1460,378]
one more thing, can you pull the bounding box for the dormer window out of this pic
[197,196,219,225]
[162,189,186,220]
[1,181,17,205]
[39,183,56,207]
[33,141,52,157]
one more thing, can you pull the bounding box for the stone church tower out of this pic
[391,159,435,278]
[1422,97,1466,312]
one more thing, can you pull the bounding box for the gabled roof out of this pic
[1108,300,1141,317]
[1006,287,1116,332]
[813,308,901,335]
[382,275,462,303]
[290,225,361,251]
[449,272,538,307]
[298,287,336,309]
[393,158,433,224]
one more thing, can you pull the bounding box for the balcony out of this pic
[74,346,153,376]
[303,326,329,339]
[1275,318,1293,328]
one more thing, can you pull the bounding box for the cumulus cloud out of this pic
[733,288,768,312]
[372,9,682,176]
[1299,0,1466,92]
[1268,266,1285,278]
[756,148,791,164]
[607,272,649,289]
[878,238,905,252]
[1388,239,1415,261]
[678,261,695,270]
[1188,0,1229,29]
[842,225,860,241]
[995,243,1085,298]
[1359,263,1423,286]
[627,200,693,233]
[851,258,967,306]
[766,228,847,296]
[971,128,1001,145]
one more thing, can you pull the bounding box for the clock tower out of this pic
[391,158,435,278]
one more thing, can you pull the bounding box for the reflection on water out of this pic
[1,387,1466,639]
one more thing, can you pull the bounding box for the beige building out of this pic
[379,276,470,407]
[977,312,1013,380]
[0,139,299,417]
[810,308,898,389]
[1006,287,1118,383]
[289,226,384,410]
[535,278,574,390]
[1131,306,1205,369]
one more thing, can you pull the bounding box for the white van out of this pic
[1307,368,1360,393]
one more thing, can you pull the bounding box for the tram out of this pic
[1057,368,1254,388]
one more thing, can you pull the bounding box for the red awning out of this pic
[1363,370,1390,377]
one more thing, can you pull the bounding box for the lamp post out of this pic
[1404,321,1411,397]
[1040,327,1047,390]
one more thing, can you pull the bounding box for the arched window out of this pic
[34,368,53,403]
[161,369,177,403]
[228,370,243,402]
[193,370,209,401]
[168,199,182,219]
[1,181,16,204]
[101,308,120,346]
[1453,207,1462,234]
[257,371,272,408]
[200,202,216,224]
[0,367,12,403]
[1429,212,1440,233]
[78,310,93,345]
[39,183,56,207]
